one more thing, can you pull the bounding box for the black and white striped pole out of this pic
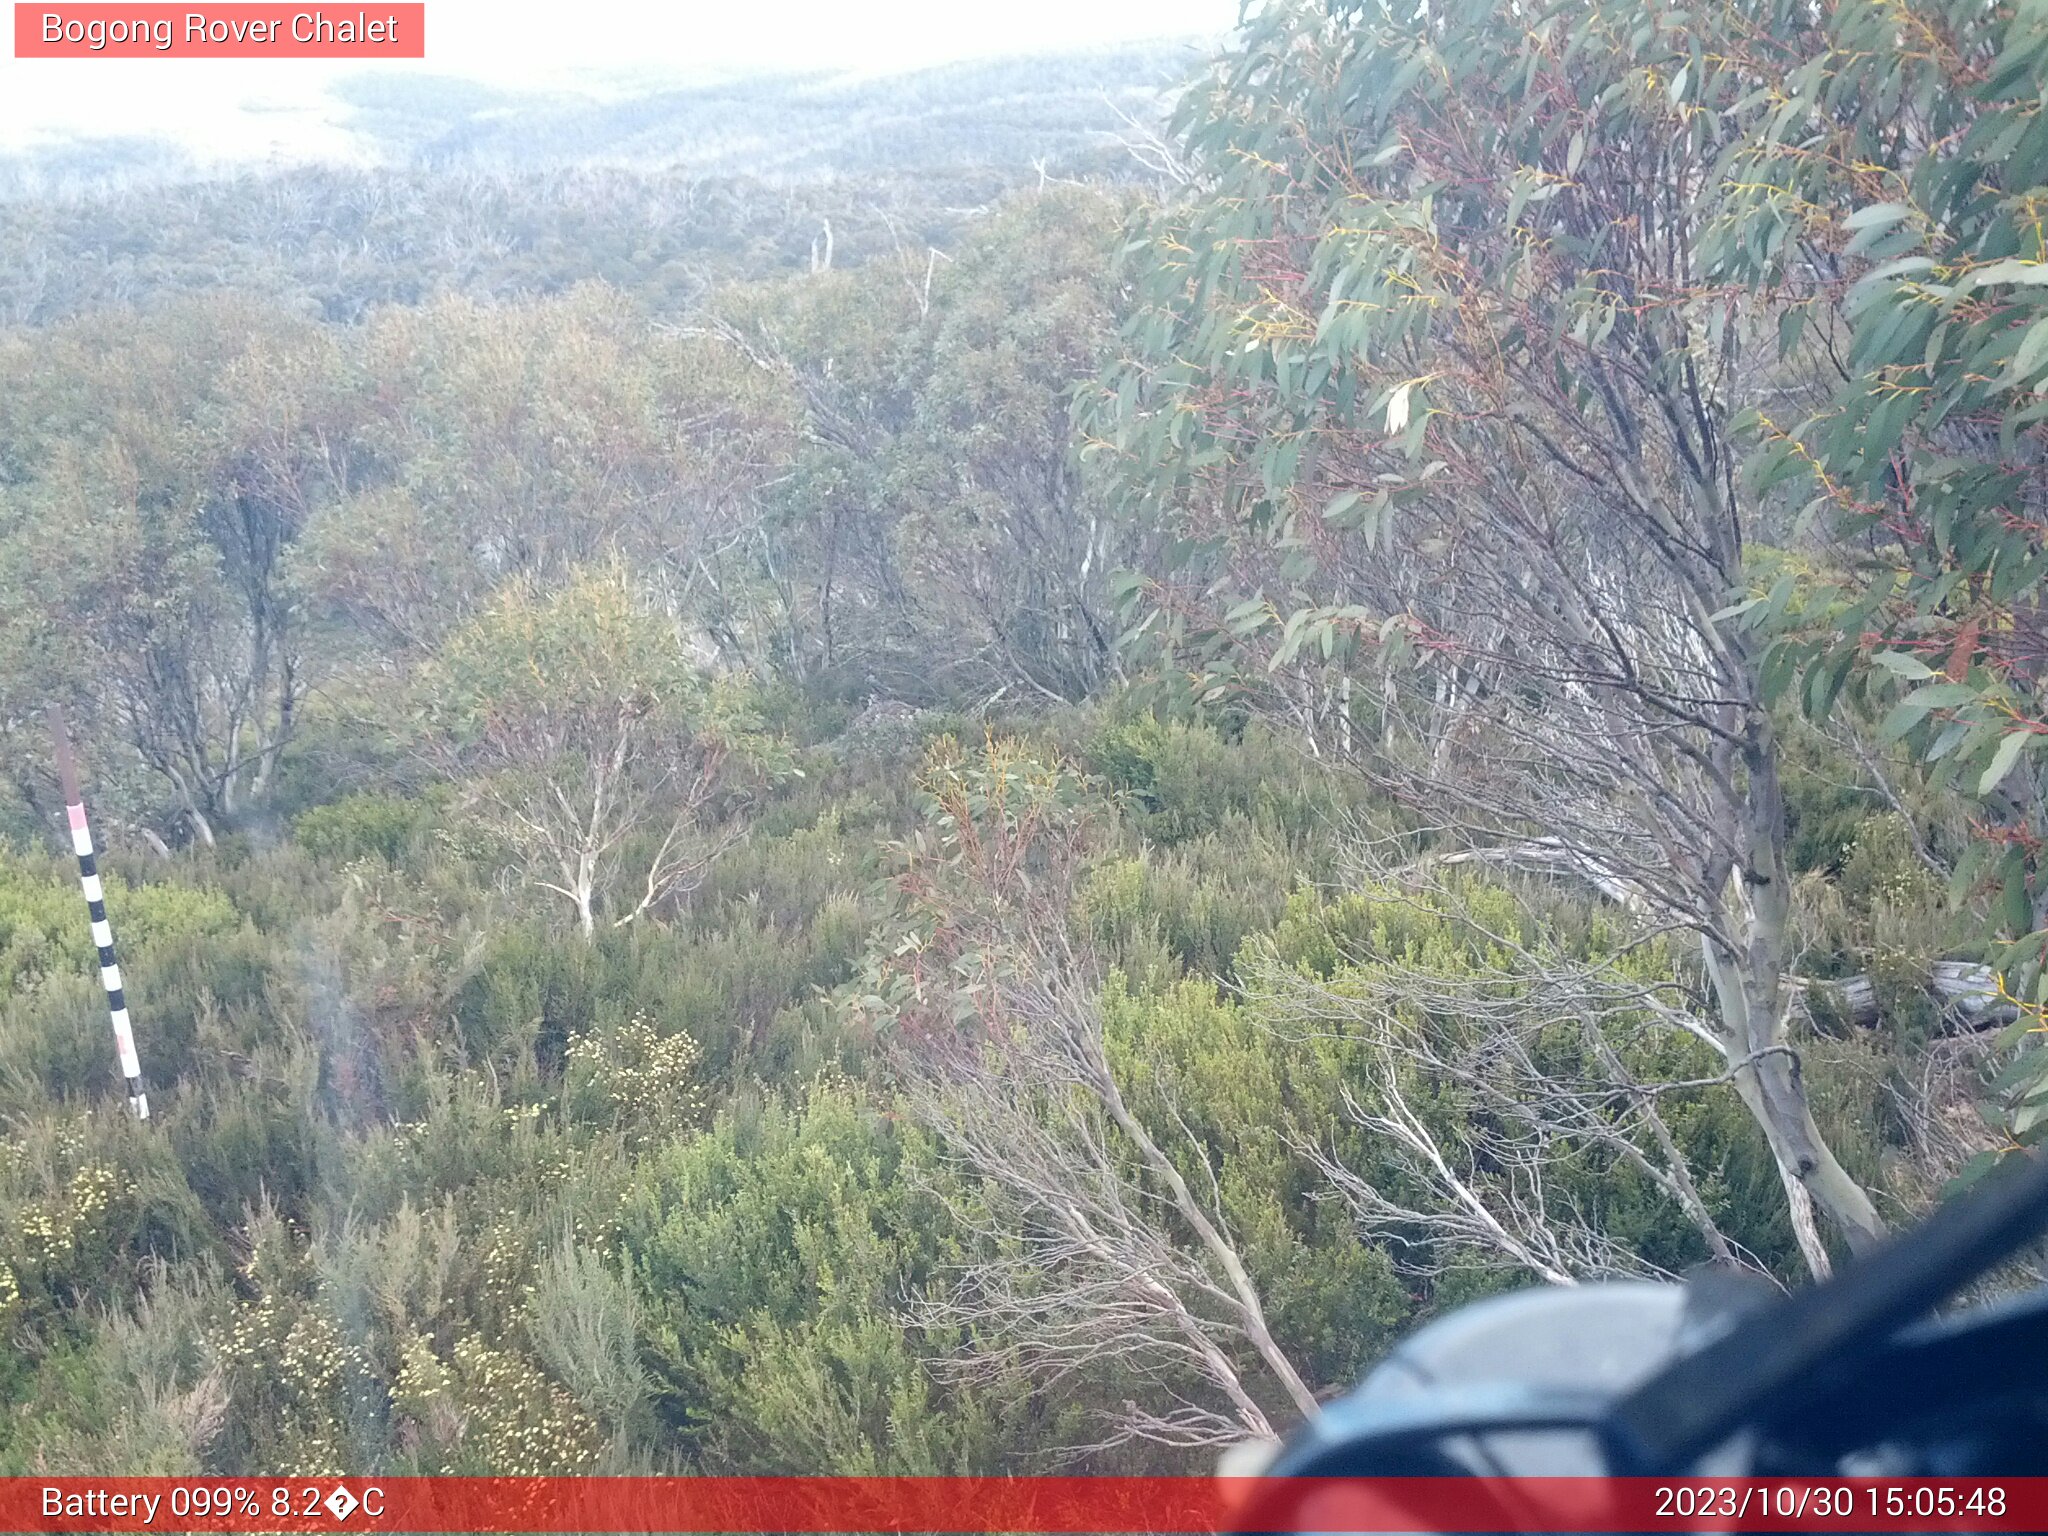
[49,706,149,1120]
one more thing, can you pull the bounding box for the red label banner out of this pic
[2,1476,2044,1533]
[14,4,424,57]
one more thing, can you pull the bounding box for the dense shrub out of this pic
[294,793,440,866]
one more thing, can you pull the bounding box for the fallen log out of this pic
[1799,961,2017,1033]
[1415,840,2019,1036]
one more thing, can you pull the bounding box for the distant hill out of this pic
[0,41,1209,202]
[335,43,1207,179]
[0,42,1208,326]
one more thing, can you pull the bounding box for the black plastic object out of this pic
[1242,1150,2048,1518]
[1599,1150,2048,1474]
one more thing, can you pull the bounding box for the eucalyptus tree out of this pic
[1084,0,1887,1266]
[0,298,365,844]
[704,189,1136,705]
[424,566,765,940]
[296,290,795,660]
[1719,1,2048,1156]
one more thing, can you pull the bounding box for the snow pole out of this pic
[49,706,149,1120]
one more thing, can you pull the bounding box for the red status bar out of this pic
[4,1476,2045,1533]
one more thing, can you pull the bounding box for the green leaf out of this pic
[1980,729,2034,795]
[1871,649,1936,680]
[2001,845,2033,934]
[1106,570,1147,603]
[1946,1149,2005,1195]
[1776,308,1807,361]
[1844,201,1912,232]
[1223,596,1270,632]
[1971,257,2048,286]
[1878,700,1932,743]
[2010,320,2048,388]
[1902,681,1981,709]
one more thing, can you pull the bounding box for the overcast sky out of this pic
[1,0,1240,160]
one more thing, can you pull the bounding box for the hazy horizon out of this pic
[0,0,1238,168]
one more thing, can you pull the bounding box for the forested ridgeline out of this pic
[0,41,1201,217]
[0,162,1049,326]
[4,0,2048,1477]
[0,43,1207,327]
